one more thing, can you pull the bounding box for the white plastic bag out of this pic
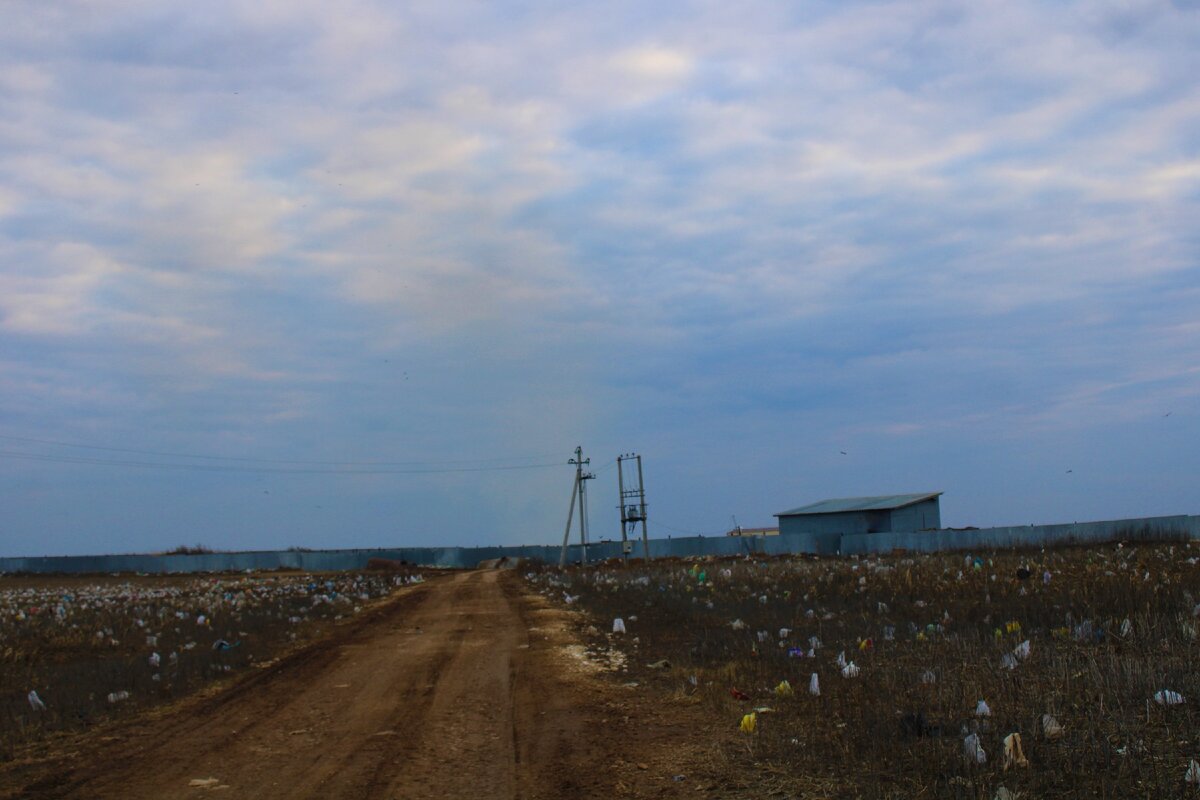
[963,733,987,764]
[27,690,46,711]
[1154,689,1184,706]
[975,699,992,717]
[1042,713,1064,738]
[1185,759,1200,785]
[612,618,626,634]
[808,673,820,696]
[841,662,860,678]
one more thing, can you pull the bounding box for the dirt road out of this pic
[9,570,721,799]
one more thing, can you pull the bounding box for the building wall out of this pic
[779,511,872,537]
[888,498,941,531]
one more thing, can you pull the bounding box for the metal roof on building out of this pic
[776,492,942,517]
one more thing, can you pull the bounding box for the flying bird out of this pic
[1065,470,1073,474]
[839,451,847,455]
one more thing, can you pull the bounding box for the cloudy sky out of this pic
[1,1,1197,556]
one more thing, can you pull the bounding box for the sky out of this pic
[1,1,1198,557]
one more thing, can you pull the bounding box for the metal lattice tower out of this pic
[616,453,650,561]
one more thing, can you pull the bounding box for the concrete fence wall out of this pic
[2,513,1197,574]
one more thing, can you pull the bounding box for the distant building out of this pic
[725,526,779,537]
[775,492,942,537]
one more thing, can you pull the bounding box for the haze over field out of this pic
[1,1,1198,556]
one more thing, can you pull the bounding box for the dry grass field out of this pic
[527,541,1200,798]
[0,568,425,759]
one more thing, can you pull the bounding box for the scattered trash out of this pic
[149,652,161,667]
[1042,713,1064,738]
[739,712,757,733]
[1186,759,1200,785]
[841,662,860,678]
[809,673,820,696]
[920,669,937,685]
[730,687,750,701]
[994,787,1018,800]
[27,690,46,711]
[107,690,130,704]
[730,619,746,631]
[1013,640,1031,660]
[1003,732,1029,770]
[1155,690,1185,706]
[976,700,992,717]
[775,680,793,697]
[646,659,671,670]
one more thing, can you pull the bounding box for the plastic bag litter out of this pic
[730,619,747,630]
[835,650,847,668]
[1186,759,1200,785]
[775,680,794,697]
[1155,689,1184,706]
[739,712,757,733]
[1041,713,1064,738]
[809,673,820,696]
[963,733,987,764]
[778,627,790,639]
[841,662,860,678]
[646,659,671,670]
[107,691,130,704]
[148,652,161,667]
[27,690,46,711]
[756,630,770,643]
[1120,618,1133,637]
[1003,732,1029,770]
[994,787,1017,800]
[976,700,992,717]
[920,669,937,685]
[1000,653,1018,670]
[612,618,626,634]
[1013,640,1031,660]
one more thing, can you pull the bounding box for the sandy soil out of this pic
[3,569,730,799]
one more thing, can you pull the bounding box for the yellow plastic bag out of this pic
[739,712,757,734]
[775,680,793,697]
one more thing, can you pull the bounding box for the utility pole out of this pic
[617,453,650,561]
[559,446,594,568]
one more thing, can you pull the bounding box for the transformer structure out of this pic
[616,453,649,561]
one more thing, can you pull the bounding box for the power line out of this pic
[0,449,566,476]
[0,433,562,468]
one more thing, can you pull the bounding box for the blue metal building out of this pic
[775,492,943,538]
